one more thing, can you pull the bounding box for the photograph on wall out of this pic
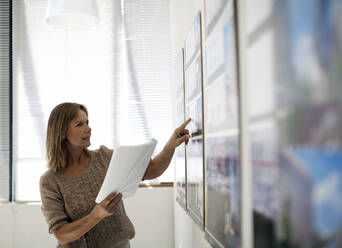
[204,14,236,88]
[184,11,205,228]
[205,135,240,247]
[186,98,203,138]
[175,49,187,210]
[184,13,201,69]
[248,0,342,247]
[250,121,278,220]
[186,137,204,226]
[203,1,240,247]
[204,0,229,38]
[205,75,238,133]
[250,121,278,248]
[185,54,202,103]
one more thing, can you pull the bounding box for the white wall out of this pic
[0,187,174,248]
[125,187,174,248]
[173,202,212,248]
[0,203,62,248]
[170,0,212,247]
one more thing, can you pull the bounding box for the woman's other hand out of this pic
[91,192,122,220]
[53,192,122,244]
[167,118,191,149]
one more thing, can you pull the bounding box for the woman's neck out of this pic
[62,146,90,176]
[66,143,87,166]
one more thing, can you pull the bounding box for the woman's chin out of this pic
[80,141,91,149]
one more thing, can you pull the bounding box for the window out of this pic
[11,0,174,202]
[0,0,11,202]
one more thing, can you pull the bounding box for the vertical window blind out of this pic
[12,0,174,202]
[0,0,11,202]
[113,0,174,181]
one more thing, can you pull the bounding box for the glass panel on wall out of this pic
[184,12,205,228]
[203,0,241,247]
[248,0,342,247]
[175,49,187,210]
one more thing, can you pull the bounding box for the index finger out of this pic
[179,118,191,130]
[104,192,117,204]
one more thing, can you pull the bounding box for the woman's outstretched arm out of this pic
[143,119,191,180]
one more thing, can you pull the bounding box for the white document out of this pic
[95,139,158,203]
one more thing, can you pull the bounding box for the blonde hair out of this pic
[46,102,89,172]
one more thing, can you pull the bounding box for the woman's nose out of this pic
[86,125,91,133]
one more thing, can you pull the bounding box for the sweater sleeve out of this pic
[40,171,69,234]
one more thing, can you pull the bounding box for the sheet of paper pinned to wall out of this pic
[95,139,158,203]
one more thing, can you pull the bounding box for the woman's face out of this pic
[66,109,91,149]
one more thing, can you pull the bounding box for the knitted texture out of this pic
[40,146,135,248]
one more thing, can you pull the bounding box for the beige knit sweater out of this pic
[40,146,135,248]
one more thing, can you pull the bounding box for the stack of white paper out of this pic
[95,139,158,203]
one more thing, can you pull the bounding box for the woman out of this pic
[40,102,190,248]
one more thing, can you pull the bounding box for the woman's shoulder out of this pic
[91,145,114,161]
[93,145,113,153]
[40,169,54,180]
[40,169,59,190]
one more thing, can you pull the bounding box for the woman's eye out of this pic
[76,122,82,127]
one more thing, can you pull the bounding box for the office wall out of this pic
[170,0,212,247]
[0,187,174,248]
[125,187,174,248]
